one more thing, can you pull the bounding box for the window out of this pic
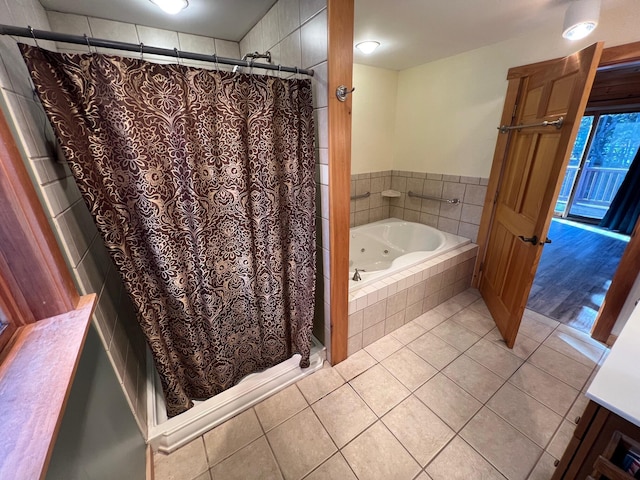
[555,112,640,221]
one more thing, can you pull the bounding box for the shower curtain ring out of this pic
[212,53,219,70]
[139,42,144,60]
[174,47,181,65]
[28,25,40,48]
[84,34,92,53]
[278,64,282,78]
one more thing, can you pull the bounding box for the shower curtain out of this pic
[20,44,316,417]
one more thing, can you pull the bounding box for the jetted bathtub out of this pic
[349,218,470,290]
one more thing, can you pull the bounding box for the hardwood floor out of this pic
[526,218,628,333]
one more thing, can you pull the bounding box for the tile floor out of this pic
[153,288,608,480]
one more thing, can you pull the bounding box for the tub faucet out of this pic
[352,268,362,281]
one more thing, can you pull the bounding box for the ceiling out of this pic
[39,0,619,71]
[38,0,276,43]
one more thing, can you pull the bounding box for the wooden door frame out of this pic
[473,40,640,344]
[327,0,354,364]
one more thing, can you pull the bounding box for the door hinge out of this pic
[512,103,518,119]
[493,189,499,204]
[479,261,484,272]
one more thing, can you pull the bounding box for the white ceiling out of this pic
[38,0,618,70]
[38,0,276,42]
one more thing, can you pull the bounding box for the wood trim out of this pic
[472,77,521,287]
[327,0,354,364]
[591,218,640,342]
[0,294,95,480]
[599,41,640,67]
[0,107,78,320]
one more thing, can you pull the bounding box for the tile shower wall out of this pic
[351,171,489,243]
[42,12,245,431]
[240,0,331,360]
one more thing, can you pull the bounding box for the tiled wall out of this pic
[347,244,478,355]
[351,170,488,243]
[240,0,331,360]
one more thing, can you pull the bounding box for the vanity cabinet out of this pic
[552,400,640,479]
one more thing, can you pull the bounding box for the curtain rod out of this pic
[0,24,314,77]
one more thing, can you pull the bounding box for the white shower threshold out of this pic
[146,336,326,453]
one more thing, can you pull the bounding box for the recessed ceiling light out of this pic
[562,0,600,40]
[149,0,189,15]
[355,41,380,55]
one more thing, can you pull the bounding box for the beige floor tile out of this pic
[334,349,377,382]
[518,314,555,343]
[414,310,448,331]
[382,395,455,466]
[255,384,308,432]
[543,331,604,367]
[296,366,345,404]
[427,436,505,480]
[487,383,562,448]
[312,384,377,448]
[461,407,542,480]
[381,347,438,391]
[509,363,579,416]
[304,453,357,480]
[154,437,209,480]
[523,309,560,329]
[414,374,482,432]
[431,320,481,351]
[391,321,427,344]
[527,452,557,480]
[193,471,211,480]
[342,422,421,480]
[415,472,434,480]
[434,298,466,318]
[528,345,594,390]
[450,307,496,336]
[442,354,504,403]
[365,334,404,361]
[556,323,605,349]
[203,409,263,466]
[209,437,283,480]
[567,394,590,423]
[546,419,576,460]
[451,288,481,307]
[408,332,461,370]
[267,408,337,480]
[468,298,492,318]
[484,328,540,360]
[350,364,411,416]
[466,338,523,379]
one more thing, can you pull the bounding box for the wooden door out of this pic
[479,43,603,348]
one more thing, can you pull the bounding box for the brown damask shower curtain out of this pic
[20,44,316,417]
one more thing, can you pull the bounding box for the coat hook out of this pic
[336,85,355,102]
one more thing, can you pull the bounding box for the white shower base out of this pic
[146,336,325,453]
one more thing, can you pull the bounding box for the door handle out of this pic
[542,238,552,244]
[518,235,538,245]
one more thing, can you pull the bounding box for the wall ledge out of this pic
[0,294,96,480]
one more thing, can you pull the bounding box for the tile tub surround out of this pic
[347,243,478,356]
[350,171,489,243]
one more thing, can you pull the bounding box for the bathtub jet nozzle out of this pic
[352,268,362,281]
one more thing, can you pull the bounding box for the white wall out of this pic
[393,0,640,177]
[351,63,397,174]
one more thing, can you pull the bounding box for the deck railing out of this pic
[556,165,627,216]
